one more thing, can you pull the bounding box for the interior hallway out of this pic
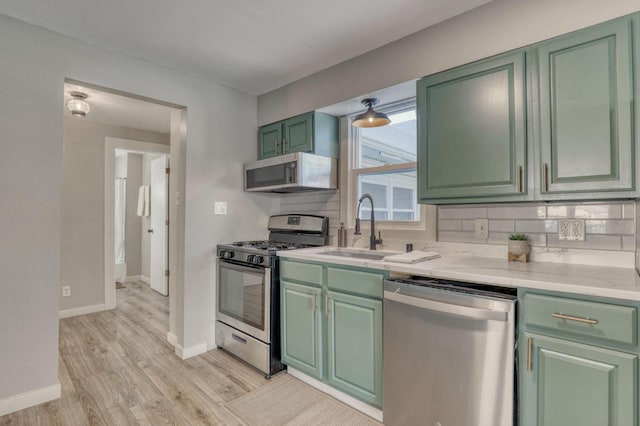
[0,282,379,425]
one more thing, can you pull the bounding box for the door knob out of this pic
[147,229,154,234]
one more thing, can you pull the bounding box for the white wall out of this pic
[61,118,169,312]
[258,0,640,124]
[0,13,276,406]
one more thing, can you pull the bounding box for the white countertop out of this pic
[278,247,640,301]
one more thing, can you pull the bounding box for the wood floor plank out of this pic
[1,281,378,425]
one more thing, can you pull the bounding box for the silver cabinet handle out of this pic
[517,165,523,193]
[275,139,280,155]
[283,138,287,153]
[551,313,598,325]
[527,337,532,371]
[311,292,317,312]
[324,294,329,316]
[542,163,549,192]
[384,290,507,322]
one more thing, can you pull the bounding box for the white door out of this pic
[150,156,168,296]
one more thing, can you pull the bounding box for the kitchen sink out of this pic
[319,250,396,261]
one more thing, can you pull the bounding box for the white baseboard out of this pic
[174,341,207,360]
[0,383,61,416]
[287,368,383,422]
[125,275,150,284]
[59,304,106,319]
[167,332,178,347]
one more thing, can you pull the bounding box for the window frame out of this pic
[344,97,428,231]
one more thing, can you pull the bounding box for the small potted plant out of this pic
[508,233,529,262]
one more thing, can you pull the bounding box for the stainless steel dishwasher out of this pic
[383,277,517,426]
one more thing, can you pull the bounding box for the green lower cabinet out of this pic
[326,291,382,407]
[280,259,386,408]
[521,332,638,426]
[281,281,323,380]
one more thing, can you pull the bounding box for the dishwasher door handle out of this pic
[384,290,508,322]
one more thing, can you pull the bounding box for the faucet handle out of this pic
[376,231,383,244]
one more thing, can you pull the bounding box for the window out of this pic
[350,99,421,225]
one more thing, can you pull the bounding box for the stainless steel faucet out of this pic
[354,193,383,250]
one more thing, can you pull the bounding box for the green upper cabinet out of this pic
[258,111,339,160]
[536,15,639,198]
[281,280,323,380]
[258,122,282,159]
[417,50,528,203]
[326,291,383,407]
[416,13,640,204]
[520,332,637,426]
[283,112,314,154]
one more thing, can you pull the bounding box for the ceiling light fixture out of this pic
[66,91,91,118]
[351,98,391,128]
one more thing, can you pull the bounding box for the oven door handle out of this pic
[218,259,265,274]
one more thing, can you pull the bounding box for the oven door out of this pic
[217,259,271,343]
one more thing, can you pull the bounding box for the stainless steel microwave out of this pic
[244,152,337,193]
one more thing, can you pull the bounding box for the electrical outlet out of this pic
[558,219,585,241]
[62,286,71,297]
[474,218,489,239]
[214,201,228,215]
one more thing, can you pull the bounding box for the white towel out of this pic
[136,186,145,216]
[143,185,150,217]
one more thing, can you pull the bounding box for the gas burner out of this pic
[232,240,270,249]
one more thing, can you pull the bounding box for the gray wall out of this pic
[61,118,168,312]
[125,153,143,276]
[0,13,275,404]
[258,0,640,124]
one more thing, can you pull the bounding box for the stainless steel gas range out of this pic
[215,214,329,378]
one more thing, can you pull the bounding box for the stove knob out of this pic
[219,250,227,258]
[254,256,264,265]
[247,255,255,263]
[228,251,235,259]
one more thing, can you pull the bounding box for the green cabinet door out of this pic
[417,50,527,203]
[520,332,637,426]
[283,112,314,154]
[281,281,323,379]
[326,291,383,407]
[537,15,638,196]
[258,122,282,159]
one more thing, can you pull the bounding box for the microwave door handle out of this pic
[286,163,297,184]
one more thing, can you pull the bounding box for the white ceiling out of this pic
[64,83,173,133]
[1,0,492,96]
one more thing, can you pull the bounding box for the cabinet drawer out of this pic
[523,293,637,346]
[280,260,323,286]
[327,267,383,299]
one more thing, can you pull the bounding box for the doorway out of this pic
[61,79,185,349]
[112,146,170,296]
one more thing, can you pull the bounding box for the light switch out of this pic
[214,201,228,215]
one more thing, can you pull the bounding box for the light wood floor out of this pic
[0,281,379,425]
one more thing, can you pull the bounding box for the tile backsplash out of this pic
[438,201,635,251]
[277,190,340,240]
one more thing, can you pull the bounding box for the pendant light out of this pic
[66,91,91,118]
[351,98,391,128]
